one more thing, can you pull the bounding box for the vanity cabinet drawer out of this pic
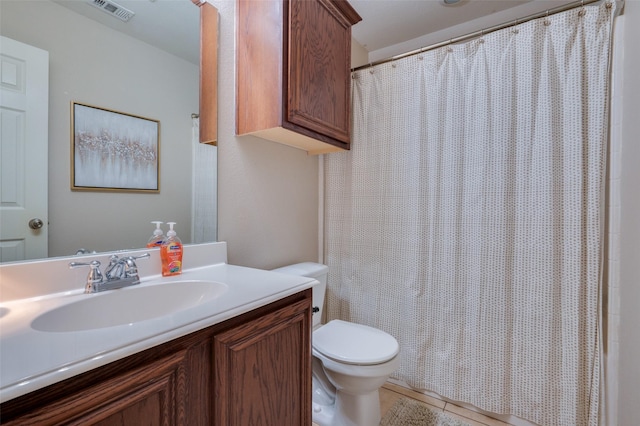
[0,289,311,426]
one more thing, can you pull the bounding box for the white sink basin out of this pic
[31,280,228,332]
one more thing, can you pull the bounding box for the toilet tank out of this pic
[272,262,328,328]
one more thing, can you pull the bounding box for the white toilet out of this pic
[273,263,400,426]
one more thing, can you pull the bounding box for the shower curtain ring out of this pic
[447,39,453,52]
[544,9,551,26]
[578,0,587,16]
[512,19,519,34]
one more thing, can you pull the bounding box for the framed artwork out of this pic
[71,102,160,192]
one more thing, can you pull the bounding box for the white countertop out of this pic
[0,243,315,403]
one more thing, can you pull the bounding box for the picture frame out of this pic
[71,102,160,192]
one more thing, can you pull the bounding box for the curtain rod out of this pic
[352,0,611,72]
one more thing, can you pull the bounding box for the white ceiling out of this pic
[350,0,576,62]
[53,0,577,65]
[351,0,533,52]
[52,0,201,64]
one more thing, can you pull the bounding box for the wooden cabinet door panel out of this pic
[85,377,173,426]
[1,350,187,426]
[287,0,352,144]
[214,298,311,426]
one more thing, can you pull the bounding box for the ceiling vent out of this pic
[86,0,135,22]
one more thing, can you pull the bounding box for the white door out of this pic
[0,36,49,262]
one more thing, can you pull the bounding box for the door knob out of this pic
[29,218,44,230]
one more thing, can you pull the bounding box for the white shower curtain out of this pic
[325,3,617,425]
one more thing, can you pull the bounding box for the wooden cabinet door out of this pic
[286,0,354,145]
[214,297,311,426]
[1,349,190,426]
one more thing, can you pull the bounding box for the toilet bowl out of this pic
[272,263,400,426]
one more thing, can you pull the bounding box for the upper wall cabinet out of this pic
[236,0,362,155]
[193,0,218,145]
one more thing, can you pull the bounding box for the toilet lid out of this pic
[313,320,399,365]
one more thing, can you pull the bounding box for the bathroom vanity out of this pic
[0,243,314,425]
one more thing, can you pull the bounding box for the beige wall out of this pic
[213,1,319,269]
[351,39,369,69]
[212,3,369,270]
[0,0,198,256]
[618,0,640,423]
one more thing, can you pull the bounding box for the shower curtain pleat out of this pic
[324,3,616,425]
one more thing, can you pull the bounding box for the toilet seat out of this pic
[313,320,399,365]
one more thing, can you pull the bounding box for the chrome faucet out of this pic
[70,253,150,293]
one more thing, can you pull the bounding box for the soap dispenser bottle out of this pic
[160,222,183,276]
[146,221,164,248]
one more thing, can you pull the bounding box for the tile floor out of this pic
[378,382,513,426]
[312,381,513,426]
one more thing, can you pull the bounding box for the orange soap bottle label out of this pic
[161,242,183,276]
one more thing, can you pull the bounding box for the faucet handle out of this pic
[69,260,103,293]
[104,255,123,280]
[131,253,151,261]
[121,253,150,279]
